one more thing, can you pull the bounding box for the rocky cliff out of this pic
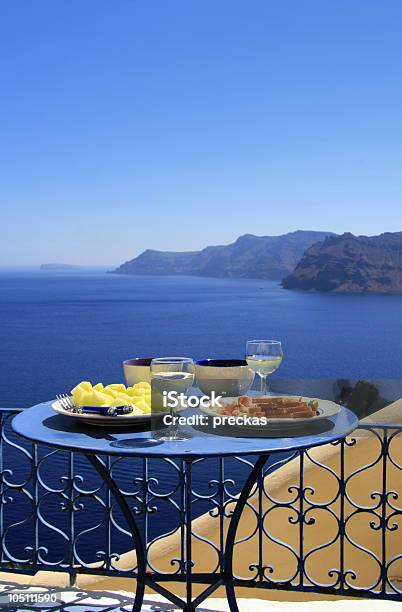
[282,232,402,293]
[112,231,333,280]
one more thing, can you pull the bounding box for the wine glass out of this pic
[151,357,195,441]
[246,340,283,396]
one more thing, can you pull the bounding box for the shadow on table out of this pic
[43,415,164,449]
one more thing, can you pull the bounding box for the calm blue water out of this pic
[1,269,402,407]
[1,269,402,566]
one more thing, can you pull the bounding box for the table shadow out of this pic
[43,415,160,442]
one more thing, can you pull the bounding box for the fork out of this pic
[56,394,133,416]
[56,394,79,412]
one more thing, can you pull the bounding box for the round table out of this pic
[12,402,358,612]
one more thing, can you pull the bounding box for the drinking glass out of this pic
[245,340,283,395]
[151,357,195,441]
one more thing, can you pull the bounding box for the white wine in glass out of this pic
[246,340,283,395]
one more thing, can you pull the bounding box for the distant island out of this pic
[282,232,402,293]
[40,263,80,270]
[112,231,334,280]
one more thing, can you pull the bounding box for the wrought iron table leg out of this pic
[86,454,146,612]
[87,453,268,612]
[224,454,269,612]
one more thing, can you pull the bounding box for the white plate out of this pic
[200,395,341,429]
[51,400,165,427]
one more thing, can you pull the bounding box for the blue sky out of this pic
[1,0,402,266]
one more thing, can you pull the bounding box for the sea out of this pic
[1,268,402,568]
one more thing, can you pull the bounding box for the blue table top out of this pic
[11,401,359,459]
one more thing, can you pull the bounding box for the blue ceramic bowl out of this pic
[195,359,255,397]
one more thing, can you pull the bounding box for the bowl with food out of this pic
[195,359,255,397]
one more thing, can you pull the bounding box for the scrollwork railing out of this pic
[0,408,401,601]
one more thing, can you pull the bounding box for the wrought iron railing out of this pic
[0,407,401,601]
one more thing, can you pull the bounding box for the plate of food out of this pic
[200,395,341,429]
[51,380,164,426]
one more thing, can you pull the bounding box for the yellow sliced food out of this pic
[114,393,134,405]
[89,391,109,406]
[69,381,152,409]
[108,397,126,407]
[133,398,151,414]
[105,388,126,398]
[76,390,105,406]
[81,381,93,392]
[71,381,92,395]
[77,391,95,406]
[105,383,126,392]
[98,391,115,406]
[72,387,88,406]
[102,388,116,398]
